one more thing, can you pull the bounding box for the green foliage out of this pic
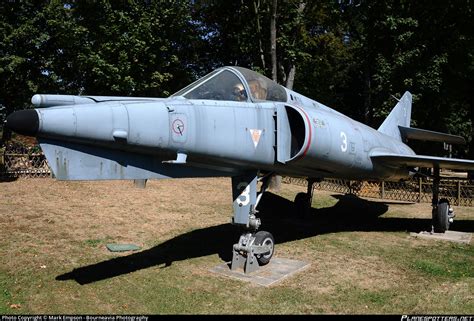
[0,1,201,103]
[0,0,472,155]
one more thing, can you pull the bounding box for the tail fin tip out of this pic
[378,91,412,140]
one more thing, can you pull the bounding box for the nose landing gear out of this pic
[230,172,275,273]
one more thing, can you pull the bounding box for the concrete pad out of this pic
[410,230,472,245]
[209,257,310,287]
[106,243,141,252]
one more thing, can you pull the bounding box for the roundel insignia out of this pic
[170,113,187,143]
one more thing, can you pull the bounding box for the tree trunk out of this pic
[363,68,372,124]
[286,64,296,90]
[0,99,13,145]
[468,94,474,179]
[1,127,12,146]
[253,0,266,70]
[285,2,305,90]
[270,0,277,81]
[278,63,287,84]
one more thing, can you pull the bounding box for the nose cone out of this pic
[5,109,39,137]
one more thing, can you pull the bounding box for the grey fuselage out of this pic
[31,87,414,182]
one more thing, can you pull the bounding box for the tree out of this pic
[1,0,472,158]
[0,1,51,142]
[0,0,205,144]
[340,0,473,156]
[69,1,203,97]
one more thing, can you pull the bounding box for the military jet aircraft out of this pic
[5,66,474,273]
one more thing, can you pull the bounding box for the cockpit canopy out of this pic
[172,66,287,103]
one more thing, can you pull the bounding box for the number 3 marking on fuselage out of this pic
[237,182,250,206]
[340,131,347,152]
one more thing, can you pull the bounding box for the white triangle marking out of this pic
[249,129,262,149]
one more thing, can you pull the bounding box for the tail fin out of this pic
[377,91,412,141]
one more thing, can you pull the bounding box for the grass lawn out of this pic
[0,177,473,314]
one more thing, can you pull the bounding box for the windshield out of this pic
[172,69,220,98]
[172,70,248,101]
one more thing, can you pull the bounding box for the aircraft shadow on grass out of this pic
[0,176,18,183]
[56,192,474,285]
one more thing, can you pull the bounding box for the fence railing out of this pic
[2,142,473,207]
[283,176,474,207]
[1,142,51,178]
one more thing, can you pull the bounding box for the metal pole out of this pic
[381,181,385,199]
[457,180,461,206]
[432,167,440,206]
[419,177,422,203]
[134,179,147,189]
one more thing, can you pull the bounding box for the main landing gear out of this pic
[230,172,275,273]
[294,178,316,216]
[431,167,455,233]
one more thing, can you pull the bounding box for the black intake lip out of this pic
[5,109,39,137]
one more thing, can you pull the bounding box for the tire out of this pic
[433,199,450,233]
[254,231,274,266]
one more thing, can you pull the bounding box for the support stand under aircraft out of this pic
[5,66,474,274]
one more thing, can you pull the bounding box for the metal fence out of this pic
[283,176,474,207]
[1,142,473,207]
[1,142,51,178]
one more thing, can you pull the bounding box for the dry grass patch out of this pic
[0,177,473,314]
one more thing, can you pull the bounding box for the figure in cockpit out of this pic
[248,78,267,100]
[232,83,248,101]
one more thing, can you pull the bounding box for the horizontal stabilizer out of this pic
[371,151,474,170]
[39,139,231,180]
[399,126,465,144]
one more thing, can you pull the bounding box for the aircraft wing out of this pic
[370,151,474,170]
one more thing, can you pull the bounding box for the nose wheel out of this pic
[254,231,275,265]
[231,230,275,273]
